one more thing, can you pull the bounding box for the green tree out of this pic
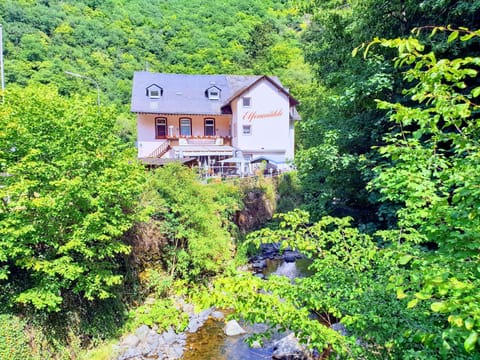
[367,28,480,355]
[141,163,241,280]
[294,0,480,220]
[0,85,144,311]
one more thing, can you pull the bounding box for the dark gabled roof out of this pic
[223,75,299,108]
[131,72,298,115]
[131,72,232,114]
[205,85,221,91]
[146,83,162,89]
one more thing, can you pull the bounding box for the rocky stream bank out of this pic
[114,244,316,360]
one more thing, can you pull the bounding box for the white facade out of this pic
[231,80,294,163]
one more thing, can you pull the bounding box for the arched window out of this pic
[204,118,215,136]
[155,117,167,138]
[179,118,192,137]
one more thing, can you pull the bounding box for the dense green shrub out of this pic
[141,163,241,280]
[0,314,32,360]
[127,298,189,333]
[275,171,303,213]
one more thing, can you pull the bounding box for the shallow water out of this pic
[183,318,274,360]
[264,258,313,279]
[182,259,312,359]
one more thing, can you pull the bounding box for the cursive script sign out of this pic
[242,109,283,122]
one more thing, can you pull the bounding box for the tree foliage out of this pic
[0,85,144,311]
[195,28,480,358]
[367,27,480,355]
[294,0,480,220]
[0,0,306,107]
[140,163,241,280]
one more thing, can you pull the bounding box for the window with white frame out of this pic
[204,118,215,136]
[242,97,251,107]
[242,125,252,135]
[208,90,219,100]
[149,89,160,98]
[206,86,221,100]
[146,84,163,98]
[179,118,192,136]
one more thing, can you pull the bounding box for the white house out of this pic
[131,72,300,170]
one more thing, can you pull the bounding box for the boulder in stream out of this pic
[224,319,247,336]
[272,333,308,360]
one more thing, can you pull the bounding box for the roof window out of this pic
[206,86,221,100]
[146,84,163,98]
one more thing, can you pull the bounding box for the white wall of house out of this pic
[232,80,293,162]
[138,114,157,143]
[287,118,295,160]
[138,114,158,157]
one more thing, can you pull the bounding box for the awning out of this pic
[219,156,249,164]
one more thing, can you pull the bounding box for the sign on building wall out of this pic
[242,109,283,122]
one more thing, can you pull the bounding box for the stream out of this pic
[181,255,313,359]
[115,248,314,360]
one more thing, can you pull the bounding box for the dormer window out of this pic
[206,86,221,100]
[146,84,163,99]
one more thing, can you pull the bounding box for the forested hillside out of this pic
[0,0,306,107]
[1,0,480,359]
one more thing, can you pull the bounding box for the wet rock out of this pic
[187,307,213,333]
[197,307,214,321]
[211,310,225,320]
[252,259,267,269]
[260,243,281,257]
[163,327,177,343]
[283,251,297,263]
[272,333,308,360]
[330,322,348,336]
[254,273,265,279]
[117,347,142,360]
[224,320,247,336]
[164,342,184,359]
[187,319,203,333]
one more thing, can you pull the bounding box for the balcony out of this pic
[167,135,232,147]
